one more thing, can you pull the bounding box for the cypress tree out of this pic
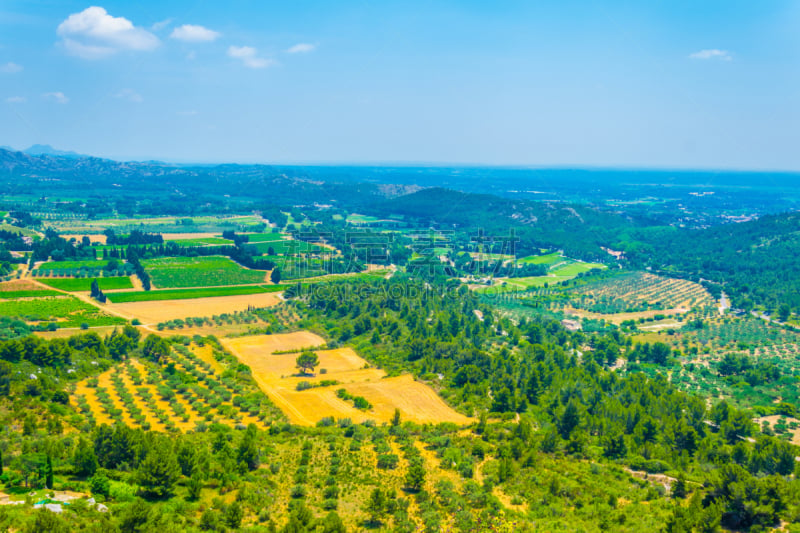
[45,455,54,489]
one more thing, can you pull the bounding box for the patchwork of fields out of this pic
[222,332,472,426]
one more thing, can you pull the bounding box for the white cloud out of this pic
[57,6,159,59]
[115,88,143,103]
[61,38,116,59]
[43,92,69,104]
[170,24,220,42]
[689,49,732,61]
[5,96,26,103]
[286,43,315,54]
[151,18,173,32]
[228,45,274,69]
[0,62,22,73]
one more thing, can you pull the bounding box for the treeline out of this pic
[0,229,32,251]
[125,248,151,290]
[29,229,97,263]
[103,229,163,246]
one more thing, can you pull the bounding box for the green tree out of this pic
[187,473,203,501]
[23,509,70,533]
[364,488,386,525]
[90,469,111,498]
[271,268,282,284]
[118,498,152,533]
[136,442,181,499]
[649,342,672,365]
[602,432,627,459]
[319,512,346,533]
[778,303,791,322]
[44,455,54,489]
[296,351,319,375]
[237,423,260,471]
[177,440,196,477]
[225,501,244,529]
[405,457,425,491]
[142,334,170,363]
[558,400,580,439]
[0,360,12,396]
[72,437,98,477]
[672,474,687,499]
[90,278,100,298]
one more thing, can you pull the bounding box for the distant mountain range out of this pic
[0,147,412,207]
[0,144,88,158]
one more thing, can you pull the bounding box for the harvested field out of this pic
[223,332,471,426]
[0,280,46,292]
[346,375,472,425]
[62,234,107,244]
[223,331,326,356]
[109,292,282,323]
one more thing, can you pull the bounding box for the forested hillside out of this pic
[620,212,800,312]
[367,188,638,261]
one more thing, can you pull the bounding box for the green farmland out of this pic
[0,294,126,328]
[142,256,267,288]
[477,259,606,294]
[107,284,285,303]
[518,251,563,265]
[165,237,234,246]
[244,232,288,242]
[38,259,110,270]
[247,239,322,255]
[36,276,134,292]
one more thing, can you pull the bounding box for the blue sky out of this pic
[0,1,798,170]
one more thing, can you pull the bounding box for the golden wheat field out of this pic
[223,332,471,426]
[108,292,282,323]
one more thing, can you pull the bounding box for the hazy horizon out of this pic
[2,1,799,171]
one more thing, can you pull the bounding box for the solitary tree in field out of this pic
[296,351,319,375]
[778,303,791,322]
[270,268,281,284]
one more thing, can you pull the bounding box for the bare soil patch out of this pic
[0,280,46,291]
